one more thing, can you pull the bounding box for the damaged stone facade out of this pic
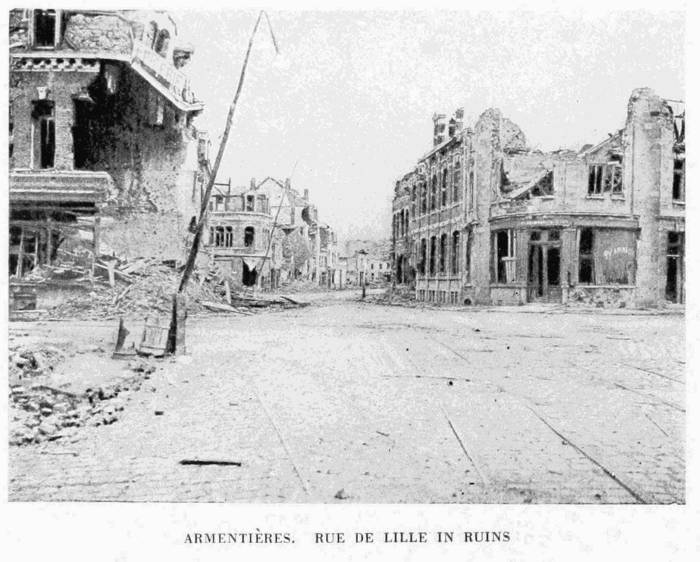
[201,178,339,290]
[391,89,685,307]
[9,9,204,308]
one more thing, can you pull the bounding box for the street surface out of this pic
[9,295,685,503]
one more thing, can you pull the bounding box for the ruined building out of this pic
[9,9,204,305]
[391,89,685,307]
[201,177,339,289]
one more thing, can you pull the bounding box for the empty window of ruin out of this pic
[673,158,685,202]
[441,168,448,206]
[246,195,255,212]
[439,233,447,273]
[578,228,595,284]
[588,164,622,196]
[419,238,427,274]
[32,100,55,169]
[578,228,636,285]
[34,9,57,47]
[420,182,427,214]
[492,229,515,284]
[429,236,437,275]
[531,171,554,197]
[213,226,225,247]
[453,158,462,201]
[154,29,170,57]
[244,226,255,247]
[430,173,437,210]
[224,226,234,247]
[146,21,159,48]
[451,231,460,274]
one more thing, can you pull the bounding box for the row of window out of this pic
[417,231,466,277]
[414,227,642,286]
[209,194,270,214]
[209,225,269,249]
[392,209,410,239]
[411,160,463,216]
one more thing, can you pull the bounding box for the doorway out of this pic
[666,232,684,303]
[242,262,257,287]
[527,229,562,303]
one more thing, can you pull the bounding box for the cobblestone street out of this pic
[9,299,685,503]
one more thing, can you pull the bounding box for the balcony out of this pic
[10,169,112,204]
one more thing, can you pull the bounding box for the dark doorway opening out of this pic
[666,232,684,303]
[527,229,561,303]
[242,262,257,287]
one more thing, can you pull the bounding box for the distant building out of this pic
[343,240,391,285]
[202,178,339,289]
[391,89,685,307]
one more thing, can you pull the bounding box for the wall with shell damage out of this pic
[76,63,201,261]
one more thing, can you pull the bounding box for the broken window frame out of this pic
[588,163,622,196]
[492,229,516,284]
[33,9,60,48]
[673,157,685,202]
[244,226,255,248]
[154,29,171,58]
[245,195,256,212]
[32,100,55,169]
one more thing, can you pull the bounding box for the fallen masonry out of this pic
[9,349,159,446]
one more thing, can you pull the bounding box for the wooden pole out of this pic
[179,10,275,293]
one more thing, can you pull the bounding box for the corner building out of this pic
[391,88,685,307]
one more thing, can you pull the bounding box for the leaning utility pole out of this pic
[178,10,278,293]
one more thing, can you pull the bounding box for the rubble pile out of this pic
[9,356,157,446]
[363,288,425,308]
[25,256,230,319]
[9,345,66,380]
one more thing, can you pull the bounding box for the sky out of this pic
[176,10,685,243]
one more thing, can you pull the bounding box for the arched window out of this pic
[244,226,255,248]
[451,231,460,274]
[154,29,170,57]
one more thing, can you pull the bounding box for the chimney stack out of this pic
[433,113,447,146]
